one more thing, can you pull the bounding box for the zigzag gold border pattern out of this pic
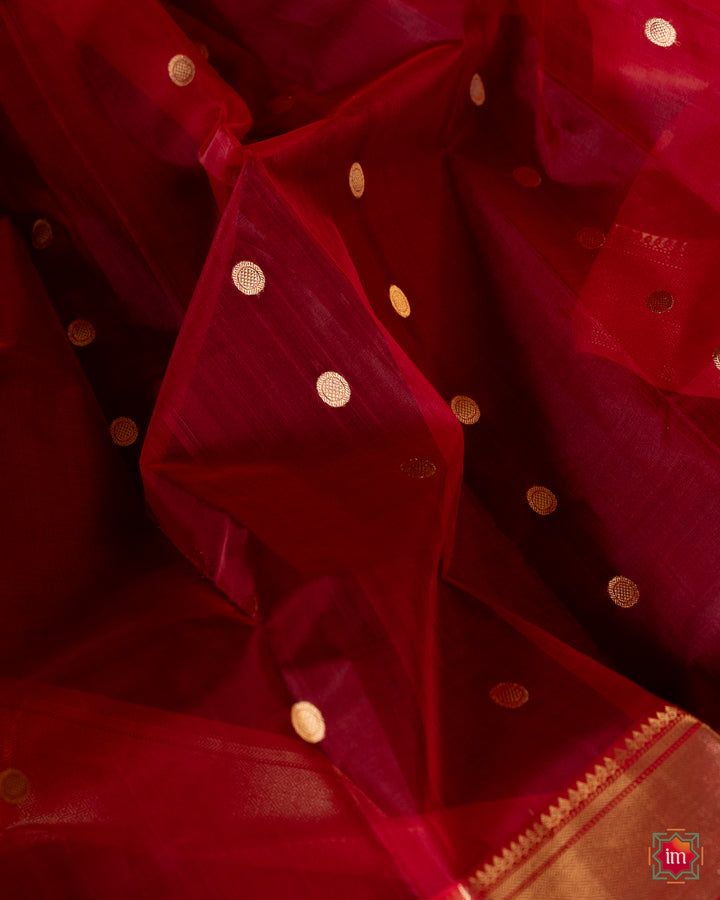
[461,705,694,898]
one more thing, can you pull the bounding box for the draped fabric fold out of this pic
[2,0,720,897]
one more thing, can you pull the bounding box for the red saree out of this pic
[2,0,720,897]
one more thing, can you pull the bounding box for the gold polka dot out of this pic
[646,290,673,313]
[196,43,209,60]
[576,227,605,250]
[232,261,265,295]
[713,349,720,371]
[31,218,53,250]
[291,701,326,743]
[469,73,486,106]
[0,769,29,805]
[168,54,195,86]
[401,458,437,479]
[316,371,351,407]
[645,17,676,47]
[450,395,481,425]
[526,485,558,516]
[490,683,529,709]
[110,416,139,447]
[349,162,365,198]
[67,319,96,347]
[513,167,542,188]
[388,284,411,318]
[607,576,639,608]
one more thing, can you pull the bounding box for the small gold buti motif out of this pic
[576,227,605,249]
[110,416,139,447]
[31,218,53,250]
[469,73,486,106]
[450,395,480,425]
[490,683,529,709]
[316,371,351,407]
[349,162,365,198]
[291,701,326,743]
[607,576,639,608]
[168,54,195,86]
[646,290,673,313]
[401,458,437,479]
[67,319,96,347]
[0,769,29,804]
[526,485,558,515]
[388,284,411,318]
[232,261,265,295]
[644,18,676,47]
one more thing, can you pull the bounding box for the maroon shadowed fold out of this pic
[1,1,720,898]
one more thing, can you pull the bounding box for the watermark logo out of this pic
[650,829,702,882]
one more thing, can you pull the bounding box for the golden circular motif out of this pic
[401,458,437,479]
[388,284,411,318]
[607,576,639,608]
[646,290,673,313]
[513,166,542,188]
[644,17,676,47]
[291,701,326,743]
[450,395,481,425]
[713,348,720,371]
[31,218,53,250]
[526,485,558,516]
[231,261,265,295]
[110,416,139,447]
[469,73,486,106]
[349,162,365,198]
[316,371,351,407]
[576,227,605,250]
[0,769,29,805]
[168,54,195,86]
[490,683,529,709]
[67,319,96,347]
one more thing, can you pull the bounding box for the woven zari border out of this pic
[462,705,688,896]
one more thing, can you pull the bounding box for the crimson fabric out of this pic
[2,0,720,897]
